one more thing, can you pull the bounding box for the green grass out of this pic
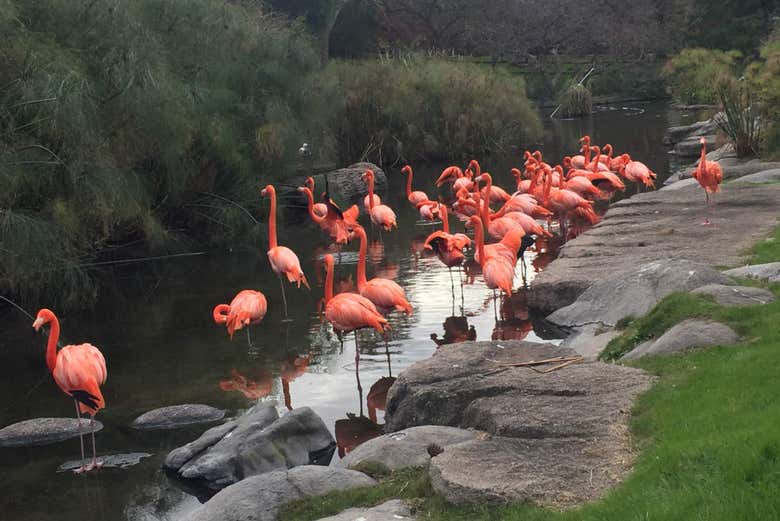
[750,225,780,265]
[282,226,780,521]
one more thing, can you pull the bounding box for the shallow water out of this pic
[0,102,701,521]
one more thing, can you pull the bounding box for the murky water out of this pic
[0,102,698,520]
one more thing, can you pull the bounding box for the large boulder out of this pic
[725,262,780,283]
[340,425,478,473]
[623,319,740,360]
[164,402,336,490]
[292,162,387,206]
[546,260,734,328]
[733,168,780,184]
[131,404,225,430]
[692,284,775,307]
[314,500,414,521]
[186,466,376,521]
[385,341,654,507]
[675,135,717,157]
[559,324,621,360]
[0,418,104,448]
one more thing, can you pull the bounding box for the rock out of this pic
[165,402,336,490]
[0,418,104,448]
[725,262,780,283]
[560,324,621,360]
[659,178,699,191]
[58,452,151,472]
[385,341,653,507]
[664,120,708,145]
[546,260,734,328]
[131,404,225,430]
[186,466,376,521]
[529,177,780,313]
[340,425,478,473]
[623,319,740,360]
[732,168,780,184]
[675,135,717,157]
[303,162,387,206]
[314,500,413,521]
[692,284,775,306]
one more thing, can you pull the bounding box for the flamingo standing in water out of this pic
[469,215,520,296]
[298,186,350,245]
[322,254,389,397]
[436,166,473,193]
[212,289,268,346]
[261,185,310,319]
[304,177,328,219]
[692,137,723,204]
[400,166,429,206]
[362,170,397,232]
[33,309,107,473]
[424,202,471,303]
[353,225,412,316]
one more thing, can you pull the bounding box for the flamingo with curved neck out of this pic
[32,308,107,473]
[362,170,397,231]
[212,290,268,344]
[304,177,328,218]
[400,166,429,206]
[354,225,412,315]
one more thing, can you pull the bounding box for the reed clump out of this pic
[556,83,593,118]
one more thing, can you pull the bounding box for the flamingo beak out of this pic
[260,188,268,197]
[32,317,44,331]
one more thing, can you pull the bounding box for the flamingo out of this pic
[322,254,389,397]
[353,225,412,316]
[298,186,351,245]
[212,289,268,346]
[621,160,657,189]
[424,203,471,300]
[469,216,519,295]
[475,172,512,205]
[564,157,626,193]
[557,165,603,199]
[435,166,473,193]
[32,309,107,473]
[692,137,723,203]
[570,136,591,169]
[362,170,397,232]
[400,165,429,206]
[541,165,600,236]
[304,177,328,219]
[261,184,310,319]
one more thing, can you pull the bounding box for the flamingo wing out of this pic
[362,278,412,315]
[54,344,107,414]
[268,246,310,288]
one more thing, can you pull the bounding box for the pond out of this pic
[0,101,703,521]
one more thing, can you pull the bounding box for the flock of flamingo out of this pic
[28,135,723,473]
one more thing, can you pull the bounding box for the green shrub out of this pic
[749,27,780,158]
[662,48,742,105]
[319,55,543,164]
[556,83,592,118]
[716,76,762,157]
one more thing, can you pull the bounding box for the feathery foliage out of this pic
[556,83,592,118]
[662,48,742,105]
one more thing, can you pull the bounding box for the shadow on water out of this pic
[0,101,687,521]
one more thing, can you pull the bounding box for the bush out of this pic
[662,48,742,105]
[556,83,592,118]
[749,27,780,158]
[319,55,543,164]
[715,76,762,157]
[0,0,322,309]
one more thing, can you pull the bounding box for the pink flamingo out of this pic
[362,170,397,232]
[212,289,268,346]
[620,160,657,189]
[475,172,512,205]
[400,165,429,206]
[469,216,519,296]
[298,186,350,245]
[436,166,473,193]
[261,184,310,319]
[304,177,328,218]
[33,309,107,473]
[692,137,723,204]
[353,225,412,316]
[322,254,389,396]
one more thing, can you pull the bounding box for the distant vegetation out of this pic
[662,48,742,105]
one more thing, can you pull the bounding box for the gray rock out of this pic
[131,404,225,430]
[623,319,739,360]
[560,324,621,360]
[314,500,413,521]
[384,341,653,507]
[692,284,775,306]
[546,260,734,328]
[0,418,104,448]
[59,452,151,472]
[340,425,478,472]
[187,466,376,521]
[529,176,780,313]
[665,120,709,145]
[725,262,780,283]
[307,162,387,206]
[166,402,336,490]
[732,168,780,184]
[675,135,717,157]
[659,178,699,191]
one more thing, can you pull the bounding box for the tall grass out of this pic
[662,48,742,105]
[716,76,762,157]
[320,55,542,165]
[556,83,592,118]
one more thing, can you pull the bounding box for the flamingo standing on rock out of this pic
[213,290,268,346]
[261,184,310,319]
[692,137,723,203]
[322,254,389,397]
[33,309,107,473]
[362,170,397,232]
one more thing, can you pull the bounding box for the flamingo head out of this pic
[591,145,601,156]
[296,186,307,194]
[260,185,273,197]
[401,165,412,175]
[511,168,522,180]
[305,177,315,191]
[533,151,542,161]
[563,156,572,168]
[467,160,481,175]
[212,304,230,325]
[32,308,54,331]
[554,165,564,175]
[579,135,591,144]
[699,137,707,145]
[323,254,335,270]
[361,170,374,182]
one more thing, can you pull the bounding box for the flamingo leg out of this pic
[385,334,392,378]
[449,268,455,315]
[355,333,363,417]
[493,289,498,321]
[90,416,101,469]
[278,276,289,321]
[74,399,85,463]
[459,268,465,314]
[246,327,253,348]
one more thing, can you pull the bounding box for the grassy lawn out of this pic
[281,226,780,521]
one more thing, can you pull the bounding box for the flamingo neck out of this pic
[700,141,707,171]
[583,141,591,163]
[592,149,601,172]
[367,176,376,210]
[479,191,491,224]
[404,169,413,197]
[604,144,613,161]
[470,161,481,177]
[44,312,59,373]
[440,204,450,233]
[267,186,278,249]
[356,227,368,290]
[302,188,323,223]
[473,219,486,264]
[305,177,315,192]
[324,261,334,304]
[543,168,552,204]
[213,304,230,324]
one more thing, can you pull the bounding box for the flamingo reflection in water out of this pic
[219,369,273,400]
[430,316,477,348]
